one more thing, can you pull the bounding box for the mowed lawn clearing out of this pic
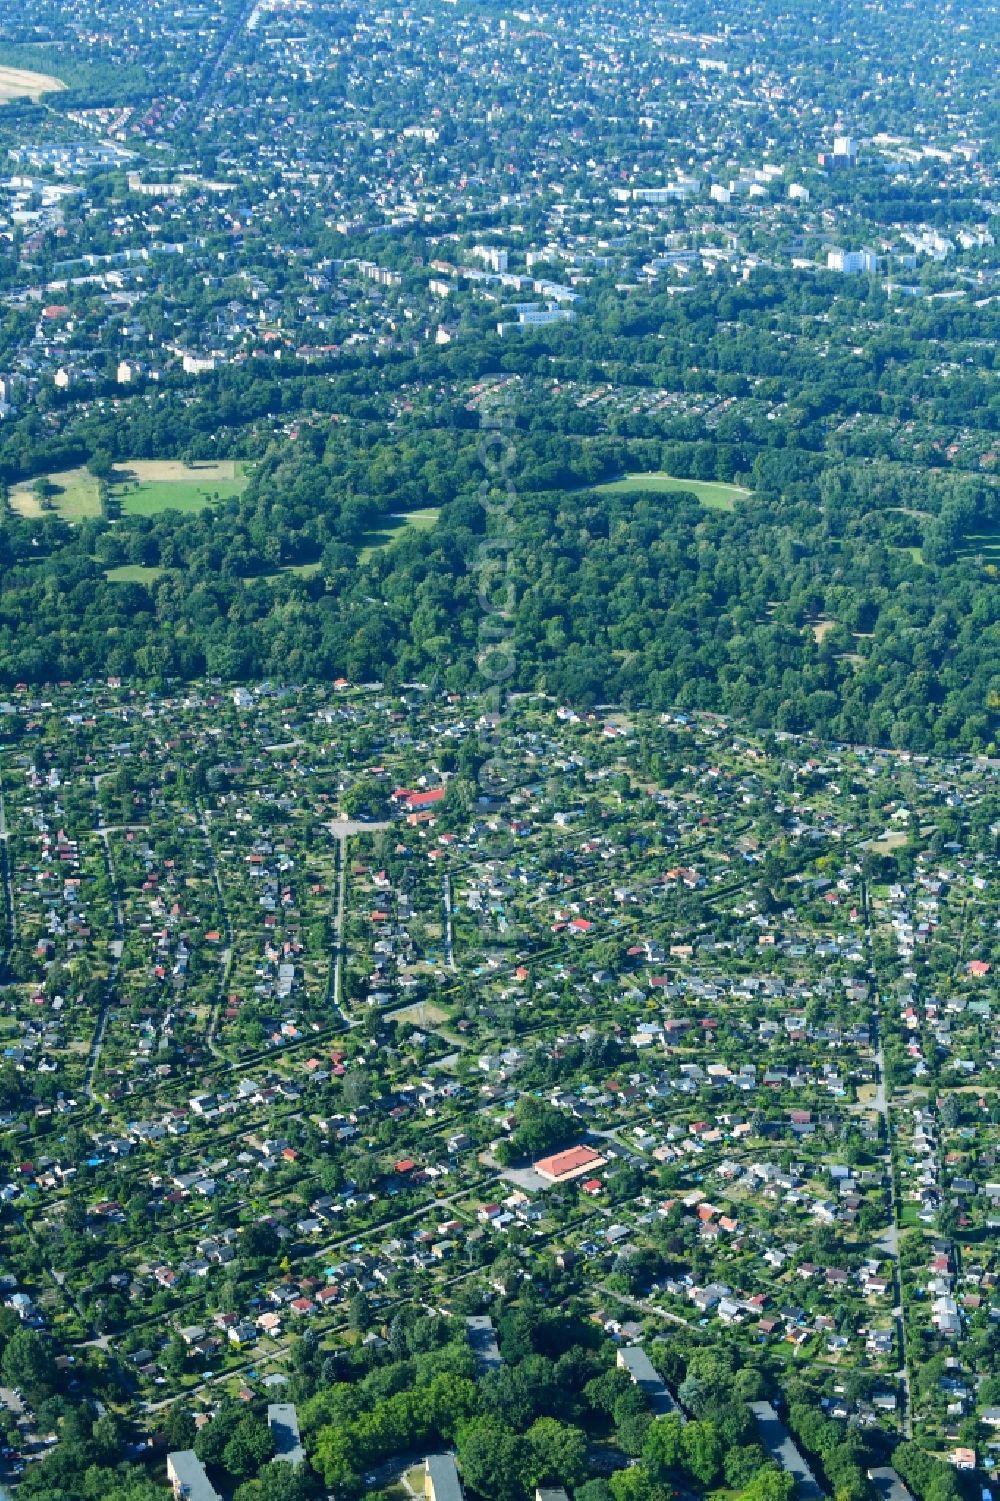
[596,472,751,511]
[105,564,164,585]
[9,467,101,521]
[112,459,248,515]
[359,507,440,561]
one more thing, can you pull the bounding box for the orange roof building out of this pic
[534,1143,606,1183]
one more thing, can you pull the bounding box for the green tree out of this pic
[498,1097,574,1163]
[679,1420,722,1487]
[457,1417,531,1501]
[585,1369,633,1416]
[93,1411,128,1464]
[196,1402,245,1468]
[724,1447,770,1489]
[348,1291,373,1334]
[425,1372,482,1439]
[743,1470,796,1501]
[642,1415,685,1482]
[312,1427,362,1495]
[526,1418,587,1489]
[234,1464,313,1501]
[341,779,388,820]
[164,1402,198,1451]
[161,1336,188,1378]
[2,1328,56,1397]
[608,1468,662,1501]
[222,1417,276,1479]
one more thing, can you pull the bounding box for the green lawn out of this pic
[106,564,164,584]
[116,476,246,516]
[596,472,751,511]
[9,460,250,523]
[359,508,440,562]
[9,467,101,521]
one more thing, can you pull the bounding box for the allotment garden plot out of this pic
[2,740,114,1104]
[95,809,228,1096]
[203,769,340,1052]
[0,682,994,1453]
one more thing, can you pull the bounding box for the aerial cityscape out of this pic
[0,2,995,1501]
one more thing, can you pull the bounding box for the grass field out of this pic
[9,467,101,521]
[596,472,751,511]
[870,830,908,854]
[359,508,440,561]
[113,459,247,516]
[106,564,164,584]
[0,63,65,102]
[10,460,249,524]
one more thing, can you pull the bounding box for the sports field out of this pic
[596,472,751,511]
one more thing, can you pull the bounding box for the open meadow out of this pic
[358,507,440,561]
[0,63,65,101]
[8,467,101,520]
[113,458,247,515]
[596,471,752,511]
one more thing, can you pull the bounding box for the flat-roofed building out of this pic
[268,1403,304,1466]
[750,1402,822,1500]
[466,1315,502,1376]
[426,1453,463,1501]
[868,1468,914,1501]
[617,1346,685,1418]
[167,1451,221,1501]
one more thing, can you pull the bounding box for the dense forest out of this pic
[0,280,996,753]
[0,420,996,752]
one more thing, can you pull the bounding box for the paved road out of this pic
[442,872,456,971]
[595,1282,691,1330]
[0,1384,34,1487]
[198,805,234,1057]
[328,818,391,838]
[863,879,913,1438]
[362,1449,425,1492]
[83,826,124,1108]
[328,819,390,1021]
[332,834,349,1018]
[0,1388,26,1423]
[0,766,16,978]
[310,1181,498,1269]
[167,0,255,129]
